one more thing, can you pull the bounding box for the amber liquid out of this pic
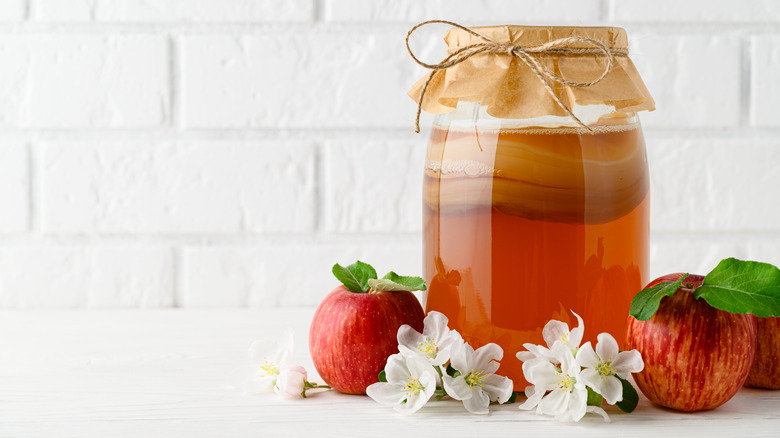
[423,123,649,390]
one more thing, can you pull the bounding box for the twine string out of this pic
[405,20,628,133]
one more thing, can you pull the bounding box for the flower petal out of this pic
[449,340,474,373]
[576,341,600,369]
[243,376,275,394]
[595,332,619,362]
[473,343,503,375]
[422,311,449,341]
[587,405,611,422]
[542,320,570,348]
[578,368,603,393]
[613,349,645,376]
[559,387,588,422]
[384,353,409,384]
[568,311,584,347]
[405,354,434,378]
[367,382,405,406]
[522,358,558,389]
[483,374,513,403]
[442,375,472,401]
[539,388,569,416]
[600,375,624,405]
[462,387,490,415]
[553,341,580,376]
[519,385,543,411]
[397,324,423,352]
[394,393,425,415]
[248,340,279,363]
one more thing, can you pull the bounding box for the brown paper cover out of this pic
[409,25,655,120]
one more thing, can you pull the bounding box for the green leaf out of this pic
[383,272,427,291]
[586,387,603,407]
[629,275,688,321]
[331,261,377,293]
[507,391,519,404]
[615,377,639,413]
[378,370,387,383]
[694,258,780,317]
[446,363,459,377]
[367,272,426,292]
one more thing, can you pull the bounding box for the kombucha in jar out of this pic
[422,104,650,390]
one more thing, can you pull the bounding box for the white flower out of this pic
[397,311,463,366]
[274,363,308,398]
[245,328,294,393]
[516,311,584,363]
[520,341,608,422]
[442,342,513,415]
[366,353,437,414]
[577,333,644,404]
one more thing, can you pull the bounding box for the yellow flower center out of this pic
[417,337,438,359]
[556,372,576,392]
[464,369,487,388]
[403,374,424,398]
[596,360,616,378]
[559,332,570,345]
[259,359,279,378]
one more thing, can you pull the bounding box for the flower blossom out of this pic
[245,328,294,393]
[274,363,308,398]
[367,353,437,414]
[397,311,463,366]
[517,311,584,363]
[442,341,513,415]
[520,341,608,422]
[576,333,644,404]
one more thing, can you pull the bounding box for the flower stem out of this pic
[302,380,332,397]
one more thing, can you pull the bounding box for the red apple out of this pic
[744,316,780,389]
[626,273,757,411]
[309,285,425,394]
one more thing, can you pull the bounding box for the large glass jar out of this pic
[422,102,649,389]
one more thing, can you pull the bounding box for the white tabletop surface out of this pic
[2,309,779,437]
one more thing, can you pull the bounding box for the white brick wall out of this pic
[0,1,778,308]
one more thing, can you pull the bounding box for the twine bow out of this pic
[405,20,629,133]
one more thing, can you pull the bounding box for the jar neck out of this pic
[434,100,639,131]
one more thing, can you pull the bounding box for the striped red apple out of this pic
[625,259,780,412]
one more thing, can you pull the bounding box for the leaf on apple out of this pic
[367,272,427,292]
[694,258,780,317]
[616,377,639,413]
[629,275,688,321]
[332,261,377,293]
[378,370,387,383]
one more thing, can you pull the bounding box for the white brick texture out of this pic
[0,35,169,128]
[0,5,777,308]
[41,141,316,234]
[32,0,314,22]
[324,140,424,233]
[611,1,780,23]
[180,33,431,129]
[0,0,25,21]
[0,143,28,233]
[648,136,780,231]
[181,243,422,308]
[751,36,780,127]
[0,247,173,308]
[324,0,601,23]
[631,34,741,129]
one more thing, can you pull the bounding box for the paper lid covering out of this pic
[408,25,655,121]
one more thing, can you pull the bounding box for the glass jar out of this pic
[422,102,649,389]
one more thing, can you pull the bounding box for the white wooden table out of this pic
[2,309,778,437]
